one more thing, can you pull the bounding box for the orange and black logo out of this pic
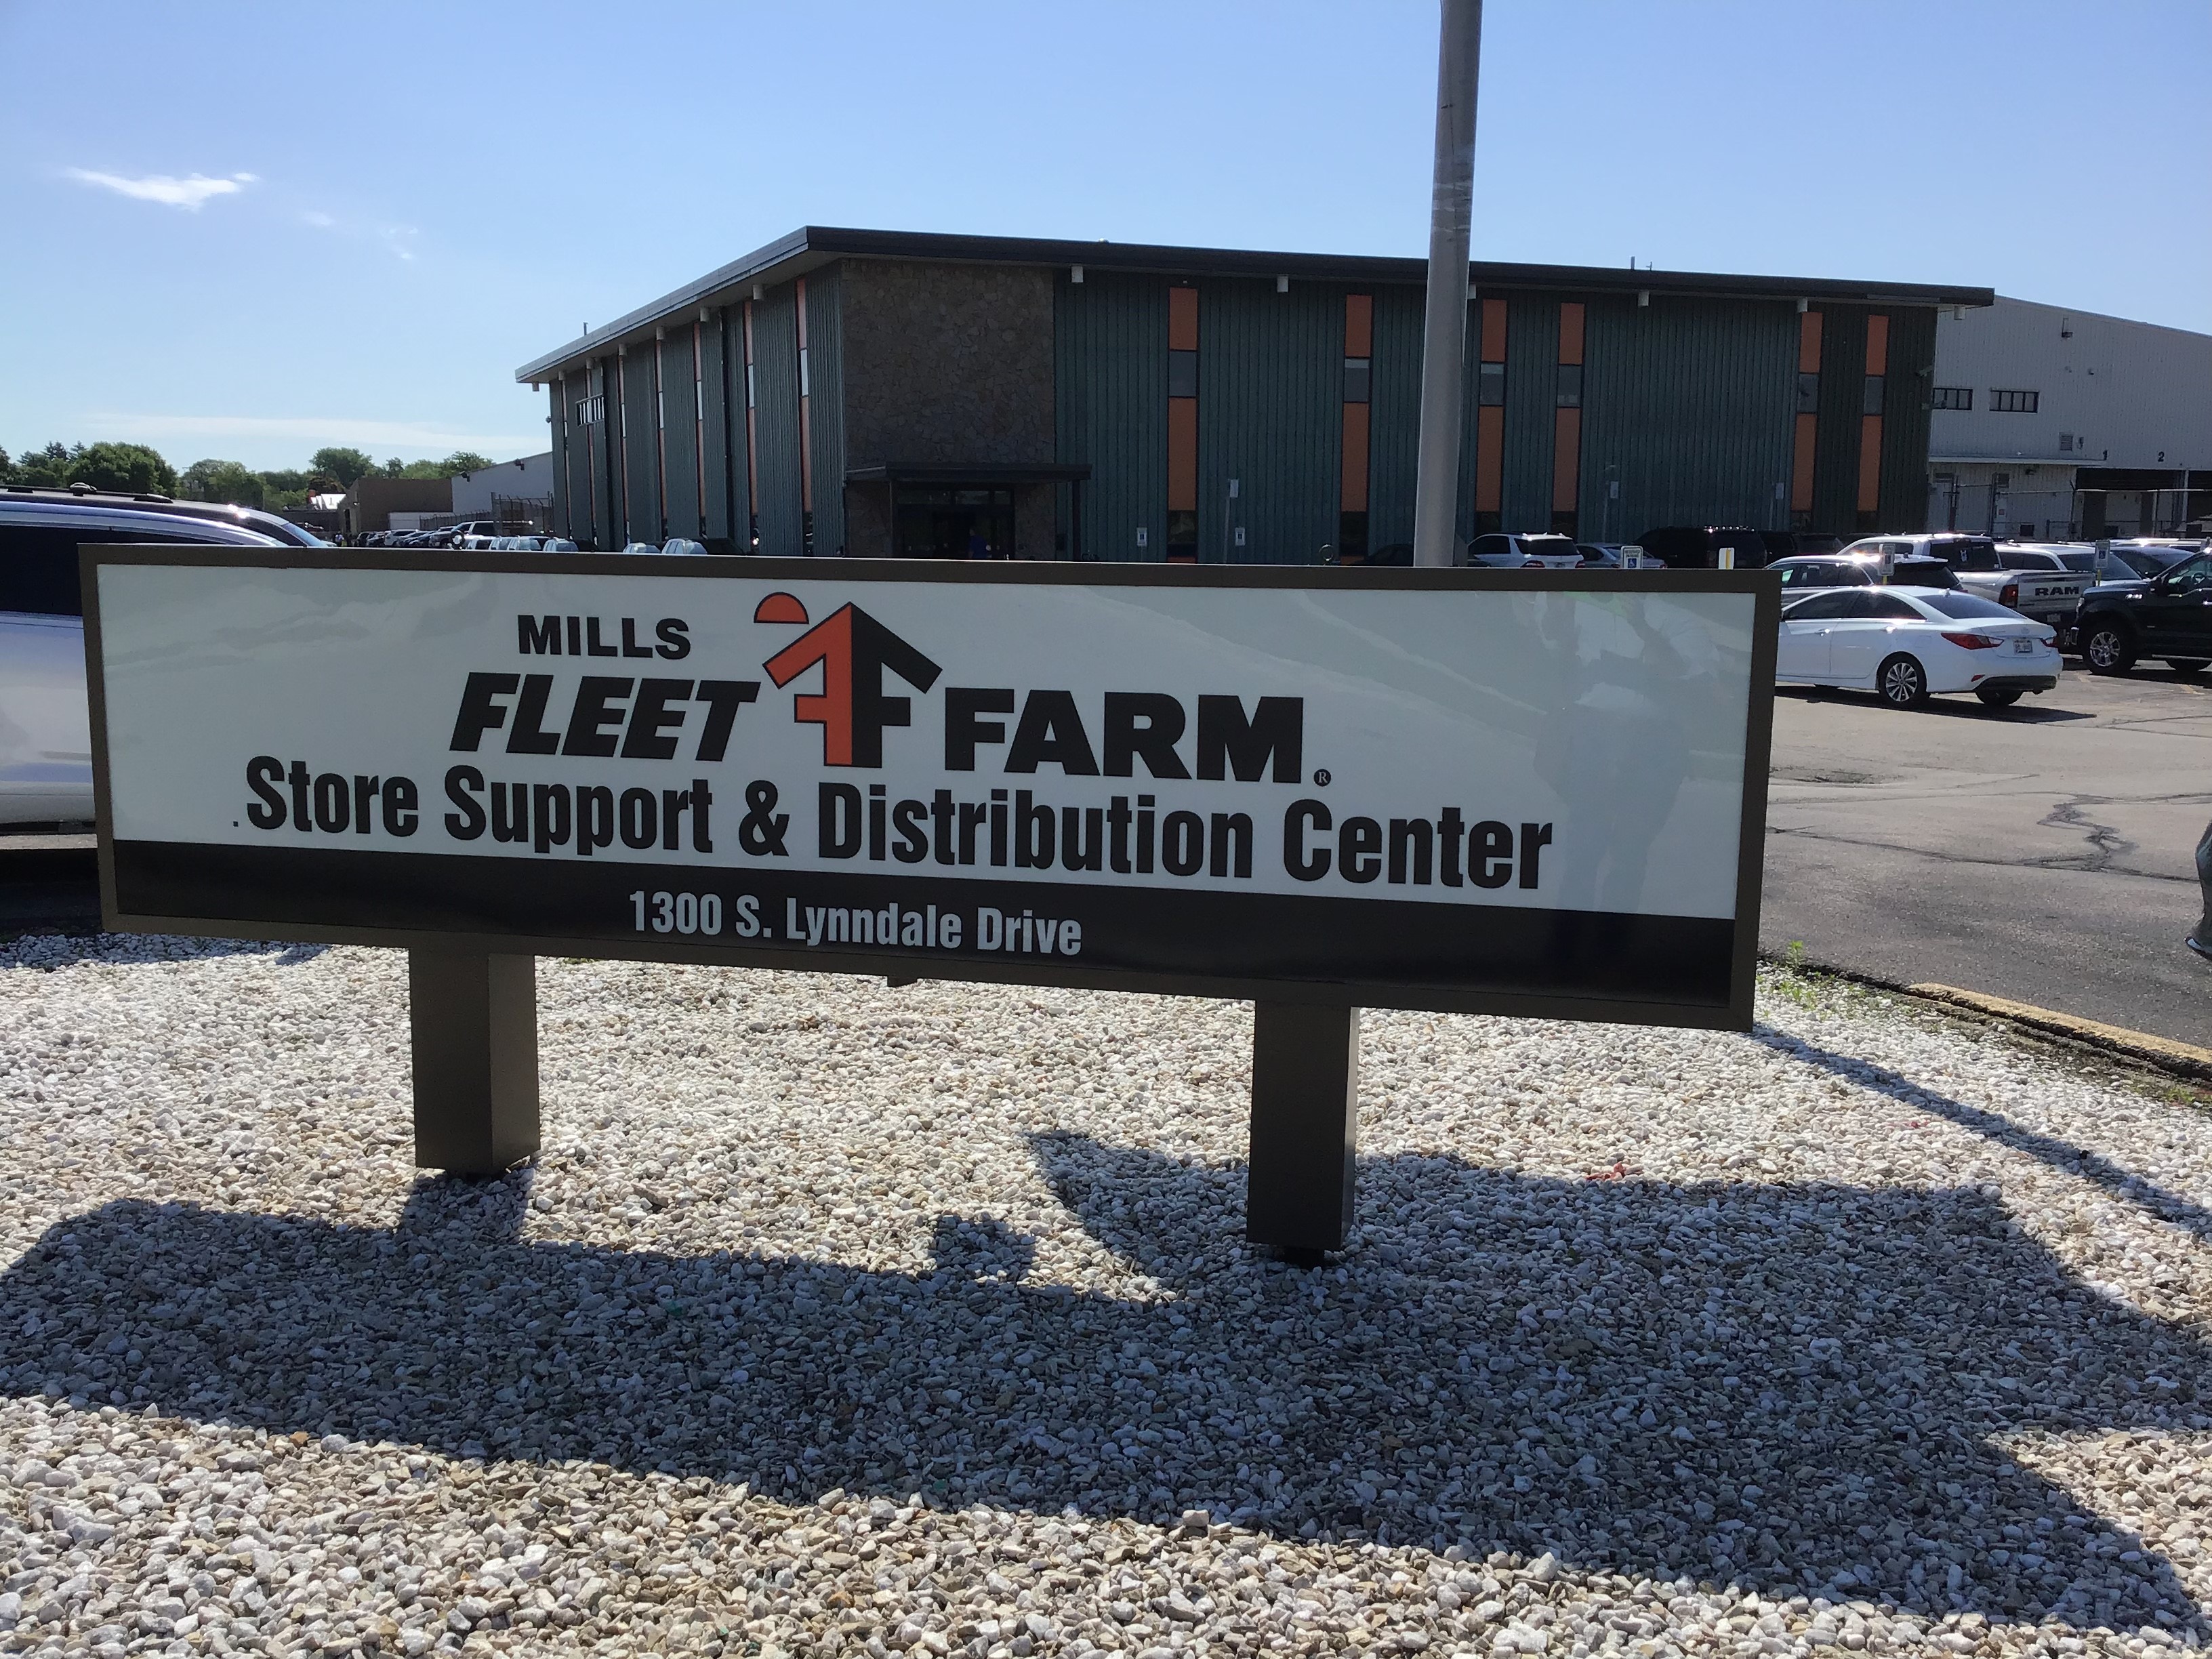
[756,592,942,767]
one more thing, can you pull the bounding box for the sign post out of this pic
[85,550,1776,1259]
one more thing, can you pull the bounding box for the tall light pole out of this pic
[1411,0,1483,569]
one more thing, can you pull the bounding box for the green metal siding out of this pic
[1056,272,1168,562]
[1810,306,1868,535]
[1195,277,1340,565]
[658,329,701,541]
[806,272,846,555]
[699,310,739,547]
[1578,295,1797,541]
[1366,286,1425,551]
[557,372,590,541]
[752,284,804,557]
[591,360,621,549]
[1881,306,1936,532]
[619,347,661,544]
[1501,298,1559,531]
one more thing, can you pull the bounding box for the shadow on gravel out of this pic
[1755,1025,2212,1242]
[2,1145,2206,1635]
[0,934,326,969]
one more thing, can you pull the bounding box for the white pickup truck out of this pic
[1836,533,2087,632]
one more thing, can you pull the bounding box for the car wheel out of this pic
[2082,622,2135,675]
[1975,687,2024,708]
[2167,659,2208,676]
[1877,653,1930,709]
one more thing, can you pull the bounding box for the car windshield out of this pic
[2110,547,2186,576]
[2054,552,2097,572]
[1918,593,2022,620]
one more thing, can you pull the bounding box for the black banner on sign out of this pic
[111,840,1735,1022]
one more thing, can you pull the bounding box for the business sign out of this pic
[85,552,1776,1025]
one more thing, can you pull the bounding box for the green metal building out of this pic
[516,228,1990,561]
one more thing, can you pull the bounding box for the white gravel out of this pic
[1,935,2209,1658]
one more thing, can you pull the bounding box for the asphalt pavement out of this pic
[1762,663,2212,1050]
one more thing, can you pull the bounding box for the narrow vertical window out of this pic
[741,302,760,551]
[1166,286,1199,562]
[1857,314,1887,531]
[1551,302,1584,537]
[1474,297,1507,534]
[1790,310,1822,528]
[1338,293,1373,562]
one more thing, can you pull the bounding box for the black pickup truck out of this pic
[2073,548,2212,676]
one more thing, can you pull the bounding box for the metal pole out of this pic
[1410,0,1483,570]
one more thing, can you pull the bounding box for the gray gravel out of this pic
[1,935,2209,1658]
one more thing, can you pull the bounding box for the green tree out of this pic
[308,446,375,488]
[70,441,179,495]
[4,441,177,494]
[182,459,266,508]
[0,445,11,482]
[10,442,80,487]
[379,450,497,480]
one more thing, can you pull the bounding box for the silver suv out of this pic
[1,499,285,825]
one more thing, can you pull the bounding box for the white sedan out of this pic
[1776,586,2061,709]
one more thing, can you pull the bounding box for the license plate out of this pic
[2013,638,2034,654]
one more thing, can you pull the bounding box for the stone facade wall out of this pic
[838,258,1061,558]
[838,260,1056,469]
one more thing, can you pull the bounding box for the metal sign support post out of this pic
[409,949,541,1174]
[1245,1002,1360,1263]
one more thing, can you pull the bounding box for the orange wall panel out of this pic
[1344,294,1372,359]
[1480,298,1508,365]
[1798,310,1823,374]
[1475,405,1504,513]
[1864,313,1889,377]
[1791,413,1818,513]
[1167,398,1197,512]
[1552,408,1581,513]
[1557,302,1584,367]
[1857,416,1883,514]
[1340,403,1371,512]
[1168,286,1199,352]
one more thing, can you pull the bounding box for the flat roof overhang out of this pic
[846,462,1092,487]
[516,226,1997,384]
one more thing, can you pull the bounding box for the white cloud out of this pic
[66,169,258,210]
[300,210,337,228]
[88,412,544,459]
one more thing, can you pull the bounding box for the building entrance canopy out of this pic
[846,462,1092,560]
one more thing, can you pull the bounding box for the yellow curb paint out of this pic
[1906,983,2212,1082]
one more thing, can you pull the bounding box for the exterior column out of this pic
[409,950,539,1174]
[1246,1002,1359,1264]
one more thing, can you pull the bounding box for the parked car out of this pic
[1757,529,1846,561]
[2072,549,2212,677]
[0,483,324,548]
[1837,532,2085,635]
[1461,532,1584,569]
[1776,586,2061,709]
[1768,555,1879,594]
[1633,525,1769,569]
[1,498,287,825]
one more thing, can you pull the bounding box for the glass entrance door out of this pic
[893,487,1016,558]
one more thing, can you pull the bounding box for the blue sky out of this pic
[4,0,2207,472]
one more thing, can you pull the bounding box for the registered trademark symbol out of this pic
[1313,769,1332,787]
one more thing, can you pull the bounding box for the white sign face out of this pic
[89,554,1774,1023]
